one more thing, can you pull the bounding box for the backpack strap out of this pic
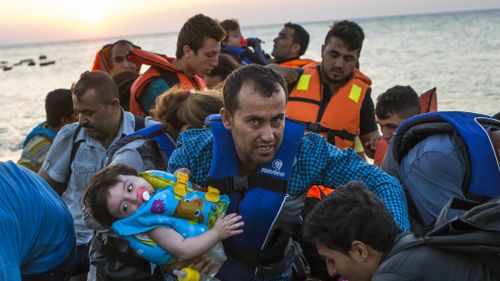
[387,233,425,257]
[60,125,84,194]
[134,116,145,131]
[433,197,480,228]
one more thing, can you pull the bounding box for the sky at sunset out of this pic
[1,0,499,45]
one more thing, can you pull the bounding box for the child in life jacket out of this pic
[84,164,244,267]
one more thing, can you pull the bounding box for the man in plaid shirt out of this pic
[167,65,409,281]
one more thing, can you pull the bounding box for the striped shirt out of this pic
[18,134,53,172]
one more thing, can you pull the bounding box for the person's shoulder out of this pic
[296,133,342,161]
[144,116,160,127]
[116,137,150,151]
[53,123,81,142]
[410,134,456,156]
[146,77,170,91]
[176,128,212,147]
[377,243,431,276]
[25,133,53,148]
[171,129,212,158]
[299,133,330,149]
[123,111,158,132]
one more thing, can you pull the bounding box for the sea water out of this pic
[1,9,499,161]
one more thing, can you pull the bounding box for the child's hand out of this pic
[213,213,244,239]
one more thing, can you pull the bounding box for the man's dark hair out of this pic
[376,85,420,119]
[303,182,400,255]
[45,89,73,127]
[223,64,287,115]
[84,164,138,227]
[176,14,225,59]
[207,54,239,80]
[324,20,365,54]
[72,71,119,104]
[112,70,139,111]
[284,22,310,56]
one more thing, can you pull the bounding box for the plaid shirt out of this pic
[168,128,409,230]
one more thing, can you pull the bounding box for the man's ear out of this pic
[110,97,121,111]
[60,116,72,126]
[349,240,370,262]
[321,44,325,58]
[183,45,193,59]
[291,43,301,56]
[220,107,232,130]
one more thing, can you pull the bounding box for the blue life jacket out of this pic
[393,111,500,199]
[22,122,57,147]
[222,46,253,65]
[107,124,176,170]
[112,170,230,265]
[206,114,305,265]
[222,38,270,65]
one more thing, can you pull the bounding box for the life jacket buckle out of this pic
[174,172,189,196]
[205,186,221,202]
[306,122,324,133]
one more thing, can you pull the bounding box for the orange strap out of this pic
[374,138,389,167]
[419,87,438,113]
[306,185,335,200]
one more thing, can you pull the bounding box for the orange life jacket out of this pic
[286,63,371,149]
[127,48,206,117]
[419,87,437,113]
[374,138,389,167]
[279,58,317,68]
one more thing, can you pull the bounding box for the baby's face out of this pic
[225,29,244,47]
[107,175,155,219]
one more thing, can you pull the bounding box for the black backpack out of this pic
[105,123,177,171]
[388,197,500,277]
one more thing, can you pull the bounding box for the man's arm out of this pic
[359,130,379,159]
[359,88,379,158]
[295,134,409,230]
[38,123,78,196]
[148,213,243,261]
[38,168,66,195]
[265,64,301,86]
[167,130,213,186]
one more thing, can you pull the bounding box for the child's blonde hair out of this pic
[151,86,224,140]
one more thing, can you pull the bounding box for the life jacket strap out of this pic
[207,174,287,194]
[304,122,356,144]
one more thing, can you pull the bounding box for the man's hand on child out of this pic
[213,213,244,239]
[174,168,192,178]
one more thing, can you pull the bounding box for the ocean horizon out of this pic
[0,8,497,48]
[1,8,499,161]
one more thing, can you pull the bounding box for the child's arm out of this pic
[147,213,244,261]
